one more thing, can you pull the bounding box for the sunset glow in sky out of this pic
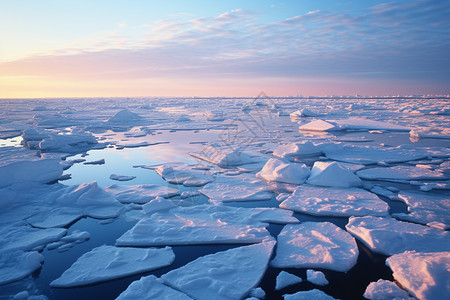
[1,0,449,98]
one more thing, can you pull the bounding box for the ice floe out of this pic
[116,275,193,300]
[0,251,44,285]
[256,158,310,185]
[386,251,450,300]
[200,175,273,203]
[109,174,136,181]
[106,184,179,204]
[346,216,450,255]
[283,289,338,300]
[161,241,275,300]
[153,163,214,187]
[299,119,339,132]
[306,270,329,286]
[107,109,142,124]
[363,279,413,300]
[275,271,302,290]
[271,222,359,272]
[279,185,389,217]
[273,141,323,158]
[190,144,256,167]
[392,191,450,230]
[116,205,296,246]
[50,246,174,287]
[356,166,447,181]
[307,161,362,187]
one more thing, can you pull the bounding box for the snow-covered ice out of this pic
[283,289,338,300]
[279,185,389,217]
[50,246,175,287]
[256,158,310,185]
[109,174,136,181]
[116,275,193,300]
[307,161,362,187]
[363,279,413,300]
[346,216,450,255]
[153,163,214,187]
[161,241,276,300]
[190,144,256,168]
[306,270,329,286]
[386,251,450,300]
[275,271,302,290]
[299,119,339,132]
[356,166,447,181]
[106,184,179,204]
[0,251,44,285]
[271,222,359,272]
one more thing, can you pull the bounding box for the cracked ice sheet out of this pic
[270,222,359,272]
[392,191,450,230]
[200,175,273,204]
[116,205,296,246]
[105,184,180,204]
[386,251,450,300]
[323,145,427,165]
[279,185,389,217]
[50,246,175,287]
[117,275,193,300]
[356,166,447,181]
[161,241,276,300]
[345,216,450,256]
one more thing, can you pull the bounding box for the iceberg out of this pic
[307,161,362,187]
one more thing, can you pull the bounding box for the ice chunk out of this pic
[117,205,295,246]
[249,287,265,298]
[334,118,409,132]
[142,197,177,215]
[307,161,362,187]
[190,145,256,167]
[106,184,179,204]
[392,191,450,230]
[107,109,141,123]
[83,158,105,165]
[109,174,136,181]
[324,145,427,165]
[306,270,328,286]
[161,241,276,300]
[283,289,338,299]
[280,185,389,217]
[256,158,310,185]
[0,251,44,285]
[356,166,446,181]
[299,120,339,132]
[153,163,214,187]
[386,251,450,300]
[27,208,83,228]
[275,271,302,290]
[271,222,359,272]
[50,246,175,287]
[0,158,63,188]
[290,109,319,118]
[201,175,273,203]
[273,141,323,158]
[363,279,413,300]
[346,216,450,255]
[116,275,193,300]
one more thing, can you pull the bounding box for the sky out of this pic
[0,0,449,98]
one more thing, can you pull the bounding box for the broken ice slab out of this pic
[190,144,257,168]
[307,161,362,187]
[279,185,389,217]
[0,251,44,285]
[275,271,302,290]
[386,251,450,300]
[200,175,273,203]
[283,289,338,299]
[306,269,328,286]
[50,246,174,287]
[270,222,359,272]
[363,279,413,300]
[256,158,310,185]
[356,166,447,181]
[272,141,323,158]
[152,163,214,187]
[116,275,193,300]
[161,241,276,300]
[109,174,136,181]
[106,184,180,204]
[346,216,450,256]
[116,204,296,246]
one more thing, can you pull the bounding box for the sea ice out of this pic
[392,191,450,230]
[26,208,83,228]
[107,109,142,123]
[333,118,409,132]
[306,270,329,286]
[256,158,310,185]
[116,275,193,300]
[0,251,44,285]
[280,185,388,217]
[307,161,362,187]
[190,144,256,167]
[272,141,323,158]
[299,119,339,132]
[161,241,276,300]
[386,251,450,300]
[290,109,319,118]
[346,216,450,255]
[270,222,359,272]
[153,163,214,187]
[109,174,136,181]
[106,184,179,204]
[356,166,447,181]
[83,158,105,165]
[200,175,273,203]
[363,279,413,300]
[116,205,295,246]
[275,271,302,290]
[50,246,175,287]
[283,289,338,300]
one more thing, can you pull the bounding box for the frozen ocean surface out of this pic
[0,96,449,299]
